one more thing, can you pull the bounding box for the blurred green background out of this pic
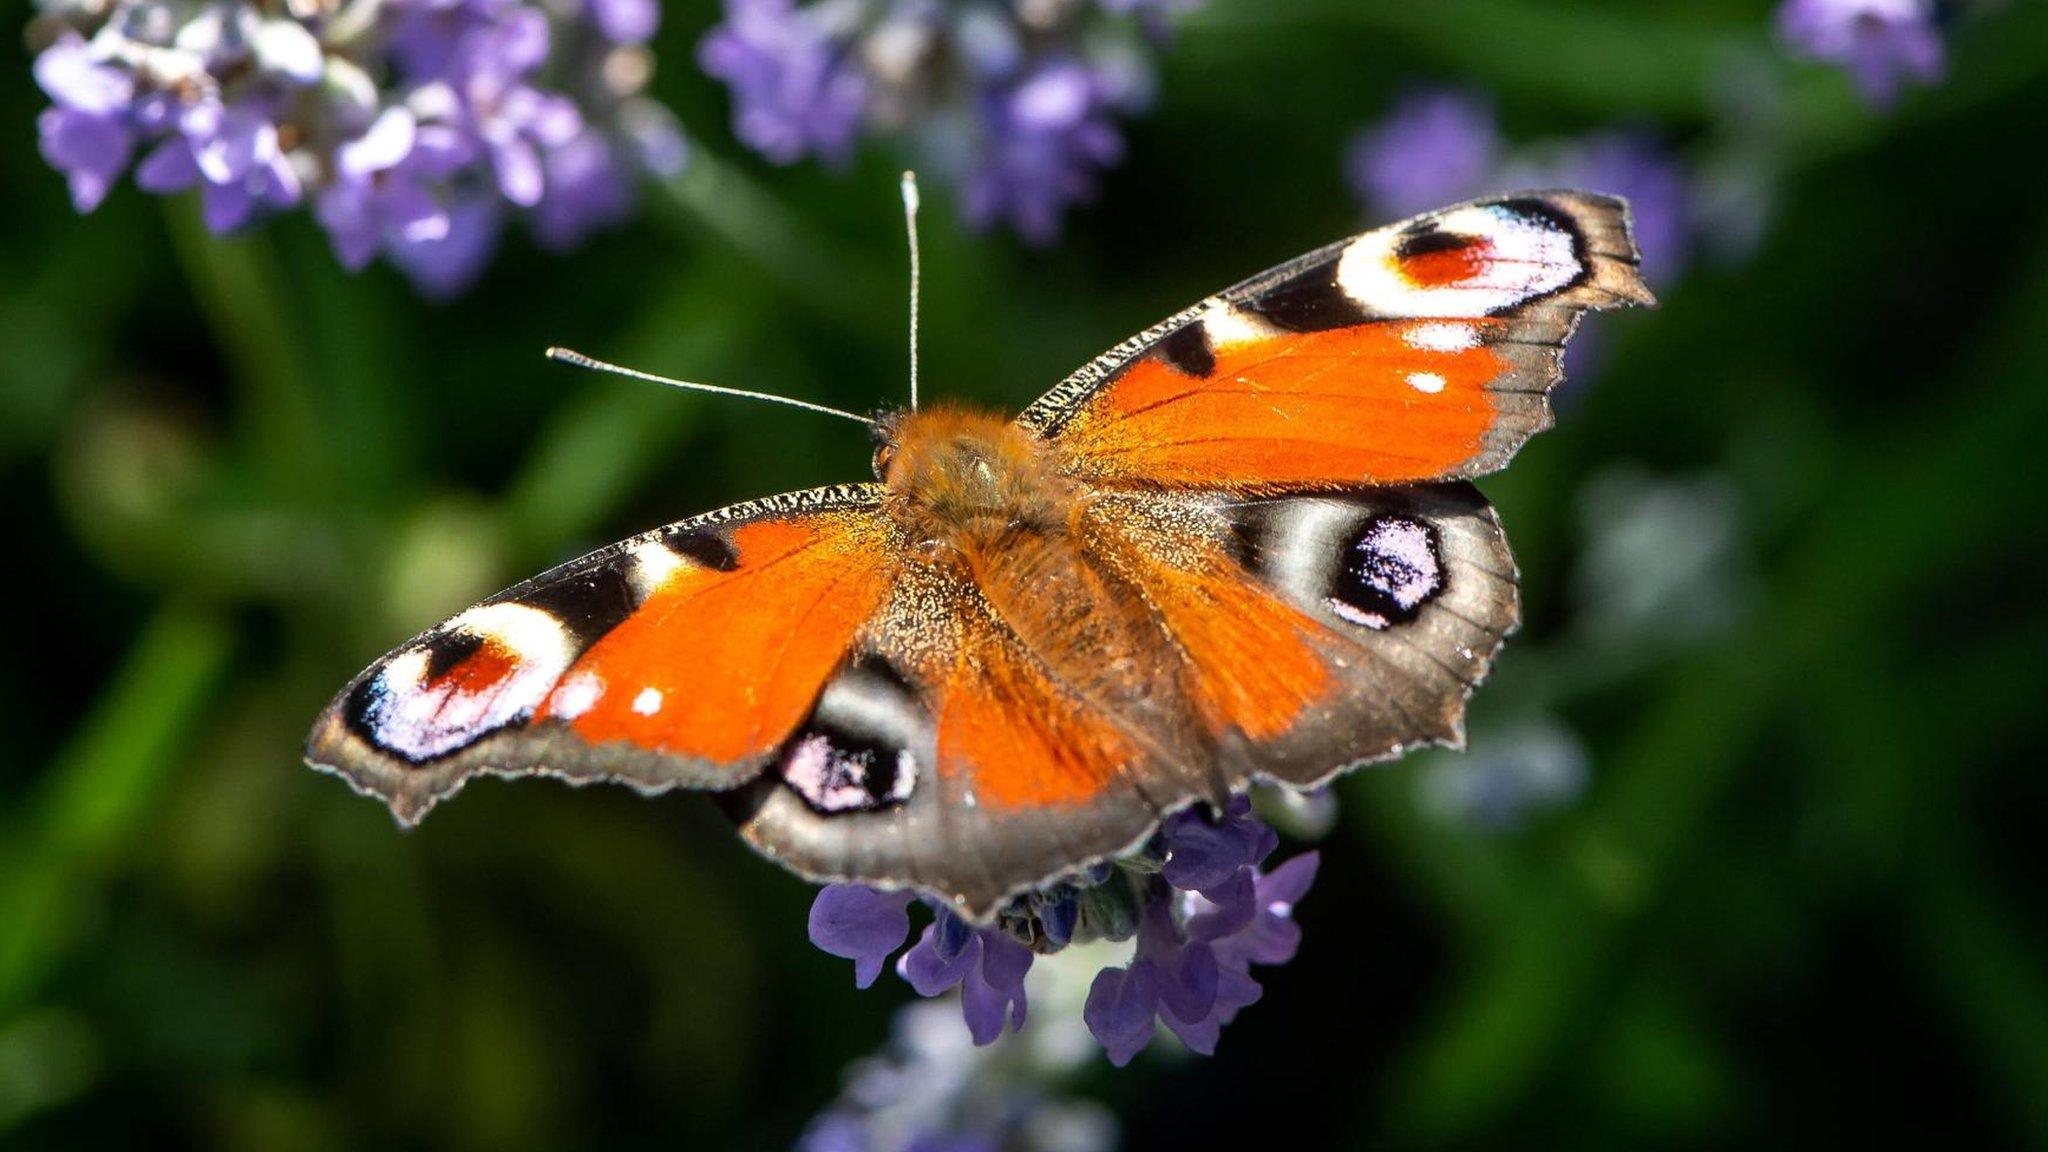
[5,0,2048,1148]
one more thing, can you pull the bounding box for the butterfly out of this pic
[305,190,1652,920]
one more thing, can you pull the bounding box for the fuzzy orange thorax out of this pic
[877,403,1074,550]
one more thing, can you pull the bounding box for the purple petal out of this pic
[200,178,255,233]
[590,0,660,44]
[897,923,976,996]
[1161,813,1253,891]
[489,136,545,207]
[37,108,133,212]
[1776,0,1946,107]
[1260,850,1320,907]
[1152,938,1218,1025]
[807,885,914,989]
[959,931,1030,1045]
[931,908,975,965]
[315,184,380,271]
[135,138,200,193]
[1186,868,1257,942]
[1083,964,1158,1067]
[499,7,553,74]
[1157,997,1222,1055]
[191,105,272,185]
[978,929,1032,995]
[34,36,133,115]
[337,107,417,178]
[407,124,476,179]
[389,194,503,299]
[383,180,450,244]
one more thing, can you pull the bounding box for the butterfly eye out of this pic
[871,443,898,480]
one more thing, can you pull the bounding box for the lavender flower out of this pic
[1776,0,1945,106]
[805,792,1320,1065]
[1524,132,1690,283]
[962,58,1128,243]
[27,0,686,296]
[899,910,1033,1046]
[797,993,1118,1152]
[698,0,1187,241]
[1083,803,1316,1066]
[698,0,869,166]
[810,884,916,987]
[1417,719,1588,831]
[1346,87,1500,219]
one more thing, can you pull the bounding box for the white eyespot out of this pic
[1197,301,1277,349]
[551,672,604,720]
[1407,372,1447,394]
[1403,322,1480,352]
[631,687,663,716]
[626,540,685,600]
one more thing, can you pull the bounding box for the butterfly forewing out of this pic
[1019,191,1653,491]
[304,485,898,823]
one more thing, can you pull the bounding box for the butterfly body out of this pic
[307,192,1652,918]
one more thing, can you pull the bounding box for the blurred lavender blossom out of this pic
[1418,718,1589,832]
[28,0,686,296]
[1345,87,1499,221]
[806,793,1321,1065]
[796,983,1118,1152]
[698,0,1188,242]
[1775,0,1945,106]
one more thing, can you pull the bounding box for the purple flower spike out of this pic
[31,0,685,292]
[1347,87,1500,219]
[809,884,915,988]
[963,58,1126,244]
[1777,0,1944,106]
[698,0,869,166]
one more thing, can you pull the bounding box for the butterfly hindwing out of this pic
[305,484,899,823]
[1084,482,1518,785]
[1020,191,1653,491]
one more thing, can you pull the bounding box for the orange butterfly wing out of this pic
[1020,192,1653,490]
[305,485,897,823]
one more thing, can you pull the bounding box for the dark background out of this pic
[4,0,2046,1148]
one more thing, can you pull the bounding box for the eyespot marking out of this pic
[345,602,576,763]
[776,659,928,816]
[1328,515,1444,630]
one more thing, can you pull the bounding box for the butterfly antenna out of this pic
[901,170,922,412]
[544,348,877,427]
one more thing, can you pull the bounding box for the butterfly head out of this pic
[872,403,1070,548]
